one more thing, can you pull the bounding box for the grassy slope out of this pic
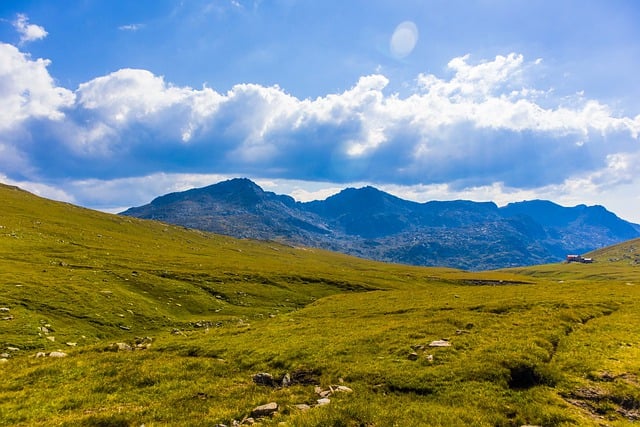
[1,183,640,426]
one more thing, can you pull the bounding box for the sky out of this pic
[1,1,639,222]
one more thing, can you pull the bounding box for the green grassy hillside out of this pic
[1,183,640,426]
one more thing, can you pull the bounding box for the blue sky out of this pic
[1,1,639,222]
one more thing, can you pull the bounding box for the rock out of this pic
[242,417,255,424]
[48,351,67,358]
[429,339,451,347]
[335,385,353,393]
[35,352,47,358]
[252,372,276,387]
[0,307,10,312]
[46,336,56,342]
[318,390,331,398]
[66,342,77,347]
[0,358,7,363]
[0,353,9,358]
[426,354,434,362]
[316,398,331,406]
[2,315,14,320]
[294,404,311,411]
[408,352,419,360]
[411,344,425,351]
[7,346,19,352]
[250,402,278,418]
[106,342,133,352]
[281,373,291,387]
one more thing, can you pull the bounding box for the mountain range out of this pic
[121,178,640,270]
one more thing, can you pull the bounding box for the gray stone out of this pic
[429,339,451,347]
[0,307,10,312]
[316,398,331,406]
[281,373,291,387]
[35,352,47,358]
[408,352,419,360]
[294,404,311,411]
[250,402,278,418]
[335,385,353,393]
[7,346,19,352]
[107,342,133,352]
[48,351,67,358]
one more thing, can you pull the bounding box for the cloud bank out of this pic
[1,42,639,218]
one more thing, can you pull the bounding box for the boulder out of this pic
[48,351,67,358]
[250,402,278,418]
[429,339,451,347]
[335,385,353,393]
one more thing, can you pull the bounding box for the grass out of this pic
[1,183,640,426]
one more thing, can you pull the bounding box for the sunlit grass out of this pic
[2,184,640,425]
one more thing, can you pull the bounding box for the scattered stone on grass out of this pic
[408,352,419,361]
[0,307,9,312]
[294,404,311,411]
[48,351,67,358]
[316,398,330,406]
[429,339,452,347]
[106,342,133,352]
[250,402,278,418]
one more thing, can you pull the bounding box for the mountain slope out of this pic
[3,183,640,426]
[121,179,640,270]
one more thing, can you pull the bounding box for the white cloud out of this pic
[0,43,75,131]
[13,14,48,44]
[1,43,640,220]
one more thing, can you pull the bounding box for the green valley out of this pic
[1,183,639,426]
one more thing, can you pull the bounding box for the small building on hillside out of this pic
[566,254,594,264]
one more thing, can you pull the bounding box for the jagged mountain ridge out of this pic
[121,178,640,270]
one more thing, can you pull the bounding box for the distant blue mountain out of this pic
[121,178,640,270]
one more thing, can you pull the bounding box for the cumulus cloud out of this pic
[13,14,48,44]
[0,43,75,131]
[1,43,639,219]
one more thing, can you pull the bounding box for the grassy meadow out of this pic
[1,183,640,426]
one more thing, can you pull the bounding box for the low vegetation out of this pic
[1,183,640,426]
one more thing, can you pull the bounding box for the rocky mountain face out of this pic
[121,178,640,270]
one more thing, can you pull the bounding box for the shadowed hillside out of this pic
[122,179,640,270]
